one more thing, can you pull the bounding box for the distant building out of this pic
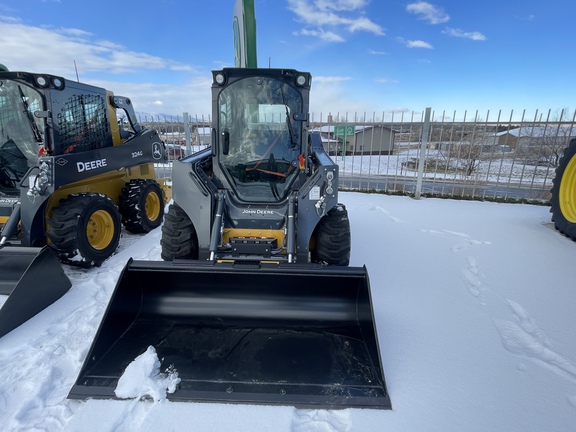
[493,126,576,150]
[311,125,395,155]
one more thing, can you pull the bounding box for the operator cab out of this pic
[213,69,310,203]
[0,78,44,193]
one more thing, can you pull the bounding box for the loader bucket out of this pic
[69,260,391,409]
[0,246,71,338]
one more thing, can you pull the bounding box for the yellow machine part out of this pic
[222,228,285,248]
[559,154,576,223]
[44,163,169,221]
[157,178,172,203]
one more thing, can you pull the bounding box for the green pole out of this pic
[243,0,257,68]
[233,0,257,68]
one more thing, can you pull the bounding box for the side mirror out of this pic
[221,130,230,155]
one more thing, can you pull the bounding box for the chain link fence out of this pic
[139,108,576,203]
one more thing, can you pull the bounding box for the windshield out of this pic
[0,80,44,188]
[218,76,302,202]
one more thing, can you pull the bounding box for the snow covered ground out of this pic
[335,148,555,187]
[1,192,576,431]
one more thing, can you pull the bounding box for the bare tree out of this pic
[446,118,492,176]
[448,142,483,176]
[538,108,576,166]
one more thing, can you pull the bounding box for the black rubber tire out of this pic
[161,203,199,261]
[311,203,351,266]
[550,138,576,241]
[47,193,121,267]
[120,179,165,233]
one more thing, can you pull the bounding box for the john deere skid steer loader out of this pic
[69,68,390,409]
[0,68,168,337]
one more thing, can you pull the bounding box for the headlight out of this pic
[36,76,48,87]
[51,77,64,89]
[215,73,226,85]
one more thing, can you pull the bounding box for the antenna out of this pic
[74,60,80,82]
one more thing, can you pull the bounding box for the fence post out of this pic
[415,107,432,199]
[183,112,192,156]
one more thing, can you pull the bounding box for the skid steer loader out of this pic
[69,68,391,409]
[0,68,168,337]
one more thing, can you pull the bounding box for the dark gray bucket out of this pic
[69,259,390,409]
[0,246,71,338]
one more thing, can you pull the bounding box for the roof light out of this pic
[296,75,307,86]
[51,77,63,89]
[36,76,48,87]
[215,73,226,85]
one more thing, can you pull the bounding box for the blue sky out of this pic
[0,0,574,120]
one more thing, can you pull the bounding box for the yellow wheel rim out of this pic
[86,210,115,250]
[559,155,576,223]
[145,191,161,222]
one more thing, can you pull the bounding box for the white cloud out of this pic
[55,27,92,38]
[0,19,194,76]
[0,15,22,23]
[375,78,399,84]
[368,49,387,55]
[443,27,486,41]
[314,76,353,84]
[288,0,384,42]
[314,0,369,12]
[295,29,345,42]
[307,75,367,116]
[0,17,209,116]
[406,2,450,24]
[406,40,434,49]
[88,78,213,117]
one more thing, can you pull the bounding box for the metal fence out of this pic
[140,108,576,203]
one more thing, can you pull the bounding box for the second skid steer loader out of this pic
[69,68,390,409]
[0,68,168,338]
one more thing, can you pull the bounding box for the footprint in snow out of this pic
[419,228,491,252]
[461,256,490,303]
[14,365,72,431]
[494,299,576,384]
[368,204,407,223]
[291,409,351,432]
